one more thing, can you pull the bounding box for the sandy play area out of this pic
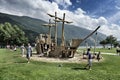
[30,54,102,63]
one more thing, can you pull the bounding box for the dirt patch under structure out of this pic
[30,54,103,63]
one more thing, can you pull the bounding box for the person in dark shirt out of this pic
[85,48,92,70]
[97,51,101,61]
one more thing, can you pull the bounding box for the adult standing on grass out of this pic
[85,48,92,70]
[26,43,32,63]
[21,44,25,57]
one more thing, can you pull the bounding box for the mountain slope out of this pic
[0,12,106,46]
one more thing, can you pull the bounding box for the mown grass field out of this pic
[0,48,120,80]
[78,47,117,54]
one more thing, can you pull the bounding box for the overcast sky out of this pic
[0,0,120,40]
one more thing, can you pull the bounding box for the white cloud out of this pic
[0,0,120,39]
[54,0,72,5]
[0,0,60,21]
[76,0,81,3]
[53,0,72,9]
[115,6,120,10]
[74,8,86,14]
[100,24,120,40]
[108,12,120,24]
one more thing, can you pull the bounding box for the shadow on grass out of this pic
[72,67,86,70]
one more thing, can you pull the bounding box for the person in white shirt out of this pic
[21,44,25,57]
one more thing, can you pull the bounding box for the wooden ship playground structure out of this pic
[35,12,100,58]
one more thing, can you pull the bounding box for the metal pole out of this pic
[85,41,88,49]
[96,32,97,47]
[94,32,97,53]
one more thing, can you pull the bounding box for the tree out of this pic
[113,41,119,48]
[100,40,107,48]
[0,22,28,45]
[13,25,28,45]
[100,35,117,49]
[106,35,117,49]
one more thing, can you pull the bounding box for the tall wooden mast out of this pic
[42,19,55,44]
[47,12,57,46]
[48,12,72,47]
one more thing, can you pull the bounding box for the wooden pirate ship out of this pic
[35,12,100,58]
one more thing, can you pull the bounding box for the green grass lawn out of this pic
[78,48,117,54]
[0,48,120,80]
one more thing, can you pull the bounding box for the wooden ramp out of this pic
[63,26,101,58]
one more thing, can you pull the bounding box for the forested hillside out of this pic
[0,12,106,46]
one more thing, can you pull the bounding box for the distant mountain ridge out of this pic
[0,12,106,46]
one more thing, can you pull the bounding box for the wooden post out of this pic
[55,12,57,46]
[42,19,55,45]
[61,13,65,47]
[48,19,51,38]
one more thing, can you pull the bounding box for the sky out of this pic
[0,0,120,40]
